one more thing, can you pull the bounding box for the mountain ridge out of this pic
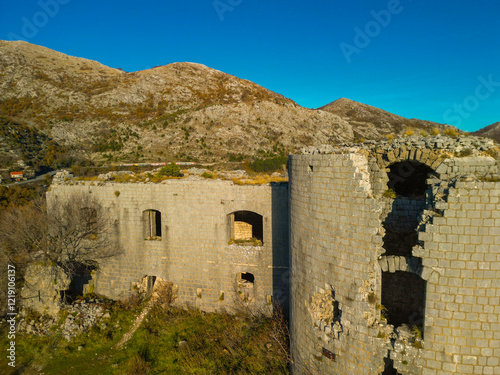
[0,40,490,169]
[472,122,500,143]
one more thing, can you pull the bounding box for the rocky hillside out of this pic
[472,122,500,143]
[319,98,447,141]
[0,40,459,166]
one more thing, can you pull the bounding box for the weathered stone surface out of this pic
[290,144,499,375]
[21,263,71,316]
[47,179,289,315]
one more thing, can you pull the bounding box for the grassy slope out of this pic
[0,301,289,375]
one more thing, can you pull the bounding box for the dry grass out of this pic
[385,133,395,141]
[231,175,288,185]
[444,128,459,137]
[71,170,287,186]
[430,127,440,136]
[382,189,397,199]
[404,128,415,136]
[483,147,500,160]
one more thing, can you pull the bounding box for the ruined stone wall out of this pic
[289,147,499,375]
[47,180,289,313]
[289,152,384,374]
[410,179,500,375]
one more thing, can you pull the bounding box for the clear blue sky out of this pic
[1,0,499,131]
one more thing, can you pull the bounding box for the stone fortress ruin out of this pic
[289,135,499,375]
[46,134,499,375]
[47,179,290,313]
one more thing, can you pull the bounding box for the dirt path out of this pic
[114,299,155,348]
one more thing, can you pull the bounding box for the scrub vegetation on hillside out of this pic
[0,292,290,375]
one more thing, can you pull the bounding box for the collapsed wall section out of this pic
[290,140,500,375]
[410,179,500,375]
[47,180,289,313]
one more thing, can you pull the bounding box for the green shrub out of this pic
[201,172,214,179]
[411,325,422,339]
[228,237,263,246]
[159,163,182,177]
[457,148,473,157]
[229,154,244,162]
[383,189,397,199]
[250,155,288,173]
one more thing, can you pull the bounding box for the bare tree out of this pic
[0,192,122,279]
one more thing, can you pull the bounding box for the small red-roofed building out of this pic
[10,171,24,181]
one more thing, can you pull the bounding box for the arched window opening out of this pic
[143,210,162,240]
[382,271,426,336]
[387,161,434,198]
[229,211,263,245]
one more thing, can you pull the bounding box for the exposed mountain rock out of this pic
[0,41,459,166]
[319,98,448,141]
[472,122,500,143]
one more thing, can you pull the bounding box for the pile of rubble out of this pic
[302,134,498,156]
[16,298,114,341]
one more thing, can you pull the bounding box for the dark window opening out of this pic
[240,272,254,284]
[382,355,401,375]
[230,211,263,244]
[136,275,157,296]
[143,210,162,239]
[308,165,314,172]
[146,275,156,296]
[382,271,426,336]
[387,161,434,198]
[383,161,433,256]
[382,226,419,257]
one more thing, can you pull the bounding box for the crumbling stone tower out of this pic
[289,135,499,375]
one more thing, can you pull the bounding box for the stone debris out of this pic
[52,170,74,183]
[97,171,134,181]
[16,298,112,341]
[302,134,498,155]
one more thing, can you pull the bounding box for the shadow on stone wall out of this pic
[271,182,290,317]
